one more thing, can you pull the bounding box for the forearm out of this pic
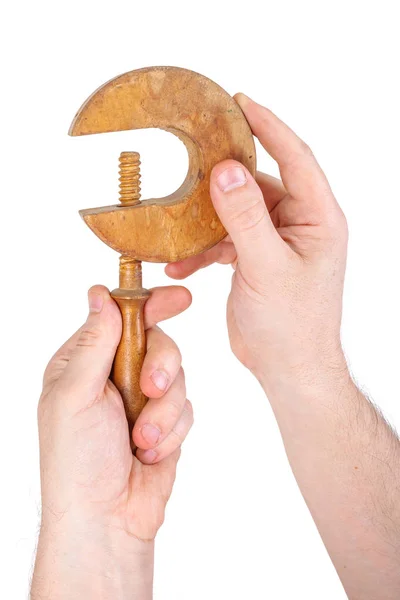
[31,518,154,600]
[261,353,400,599]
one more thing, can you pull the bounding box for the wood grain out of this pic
[70,66,257,433]
[70,66,256,262]
[111,257,149,436]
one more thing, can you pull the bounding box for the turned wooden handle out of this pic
[111,288,150,431]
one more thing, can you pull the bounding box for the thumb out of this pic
[210,160,281,278]
[58,285,122,406]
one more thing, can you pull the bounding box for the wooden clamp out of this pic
[69,66,256,433]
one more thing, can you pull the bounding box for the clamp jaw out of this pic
[70,66,256,435]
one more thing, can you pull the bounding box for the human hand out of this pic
[165,96,400,600]
[166,95,348,393]
[32,285,193,599]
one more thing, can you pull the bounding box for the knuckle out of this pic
[183,399,194,422]
[42,364,53,387]
[169,401,194,446]
[179,366,185,385]
[299,140,313,157]
[171,430,184,446]
[149,329,182,366]
[286,142,314,171]
[326,208,349,245]
[171,422,189,446]
[76,326,102,347]
[161,377,186,423]
[108,305,122,331]
[43,352,68,384]
[42,352,58,381]
[166,394,184,421]
[174,447,182,462]
[146,325,160,343]
[161,330,181,360]
[171,406,193,445]
[171,343,182,367]
[230,198,266,233]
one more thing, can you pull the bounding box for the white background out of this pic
[1,1,399,598]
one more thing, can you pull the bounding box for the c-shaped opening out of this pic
[140,127,205,207]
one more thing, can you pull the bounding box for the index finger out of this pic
[144,285,192,329]
[234,94,337,219]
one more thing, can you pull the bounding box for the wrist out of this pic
[256,342,351,403]
[32,516,154,600]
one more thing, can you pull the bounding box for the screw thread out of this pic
[119,151,141,206]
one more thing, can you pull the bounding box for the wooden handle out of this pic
[110,257,150,431]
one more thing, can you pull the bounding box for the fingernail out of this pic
[140,449,157,464]
[151,369,169,391]
[141,423,161,445]
[216,167,247,193]
[88,291,103,313]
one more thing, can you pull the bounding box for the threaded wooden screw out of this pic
[117,151,143,290]
[119,151,141,206]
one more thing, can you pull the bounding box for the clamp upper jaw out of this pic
[69,66,256,263]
